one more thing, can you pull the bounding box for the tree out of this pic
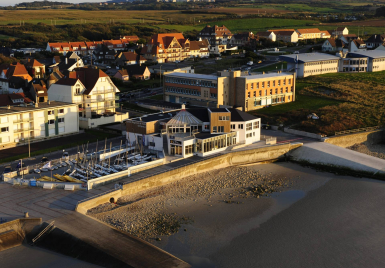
[375,7,385,17]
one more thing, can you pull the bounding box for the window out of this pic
[219,116,229,121]
[262,82,265,88]
[48,119,55,125]
[247,92,250,98]
[270,89,272,95]
[231,124,236,129]
[213,126,217,133]
[59,109,64,114]
[250,83,254,89]
[254,100,261,106]
[58,118,65,123]
[253,91,256,97]
[267,81,270,87]
[238,124,243,129]
[1,127,9,133]
[246,123,252,131]
[217,126,224,132]
[48,110,53,115]
[259,90,262,96]
[273,81,275,86]
[253,121,259,129]
[0,116,8,124]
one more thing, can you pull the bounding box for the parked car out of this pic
[247,61,253,66]
[3,166,12,175]
[62,151,69,160]
[261,124,271,130]
[294,51,299,54]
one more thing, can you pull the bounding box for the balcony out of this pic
[14,127,32,133]
[13,117,33,123]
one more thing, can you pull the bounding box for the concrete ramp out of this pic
[289,142,385,176]
[54,212,190,268]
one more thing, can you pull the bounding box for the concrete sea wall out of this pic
[76,143,302,214]
[323,129,384,148]
[0,218,42,251]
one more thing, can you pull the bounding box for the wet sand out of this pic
[90,162,385,267]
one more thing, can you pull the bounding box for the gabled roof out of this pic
[118,51,145,62]
[55,77,79,86]
[3,63,32,81]
[365,34,385,44]
[186,108,209,122]
[199,25,233,38]
[0,93,32,106]
[69,67,109,95]
[25,59,44,68]
[325,38,346,48]
[296,28,321,34]
[228,108,258,122]
[124,65,149,76]
[336,27,347,31]
[274,30,297,36]
[189,40,209,51]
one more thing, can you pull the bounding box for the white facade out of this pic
[0,103,78,148]
[231,119,261,144]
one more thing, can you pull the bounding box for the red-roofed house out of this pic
[115,51,146,66]
[141,33,191,63]
[48,67,128,128]
[198,25,233,54]
[24,59,45,79]
[296,28,322,40]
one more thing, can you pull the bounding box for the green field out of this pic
[238,3,346,13]
[205,18,318,32]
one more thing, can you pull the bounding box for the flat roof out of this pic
[243,72,293,80]
[0,101,76,115]
[209,108,229,113]
[279,53,340,63]
[165,72,218,81]
[347,50,385,59]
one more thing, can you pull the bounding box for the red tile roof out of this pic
[0,93,32,106]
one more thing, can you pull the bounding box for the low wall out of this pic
[76,143,301,214]
[323,129,385,148]
[0,218,42,251]
[87,158,165,190]
[284,128,323,140]
[10,179,85,191]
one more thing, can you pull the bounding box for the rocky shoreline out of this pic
[348,142,385,160]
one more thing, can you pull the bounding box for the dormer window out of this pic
[75,85,81,94]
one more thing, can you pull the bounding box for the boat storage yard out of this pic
[3,141,165,191]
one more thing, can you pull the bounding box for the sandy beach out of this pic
[348,142,385,160]
[89,161,385,267]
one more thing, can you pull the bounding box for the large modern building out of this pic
[126,106,260,158]
[163,70,296,111]
[341,51,385,72]
[279,53,340,78]
[48,67,128,129]
[0,100,79,150]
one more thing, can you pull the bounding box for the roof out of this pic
[268,29,295,32]
[149,63,193,71]
[124,65,149,76]
[199,25,233,38]
[55,77,78,86]
[296,28,321,34]
[167,109,203,126]
[257,31,273,37]
[279,53,340,63]
[337,27,347,31]
[186,108,209,122]
[118,51,145,62]
[346,50,385,59]
[209,108,229,113]
[243,72,294,80]
[228,108,258,122]
[25,59,44,68]
[365,34,385,44]
[69,67,109,95]
[0,101,76,115]
[165,72,218,80]
[273,30,297,36]
[324,38,345,48]
[2,63,32,81]
[320,30,331,36]
[189,40,209,51]
[0,93,32,106]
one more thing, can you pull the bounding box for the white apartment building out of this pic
[0,101,78,149]
[48,67,128,129]
[343,51,385,72]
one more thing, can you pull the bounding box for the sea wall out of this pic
[76,143,302,214]
[323,129,385,148]
[0,218,42,251]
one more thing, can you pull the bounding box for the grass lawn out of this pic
[252,95,342,116]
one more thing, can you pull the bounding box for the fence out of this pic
[334,126,381,136]
[27,153,84,173]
